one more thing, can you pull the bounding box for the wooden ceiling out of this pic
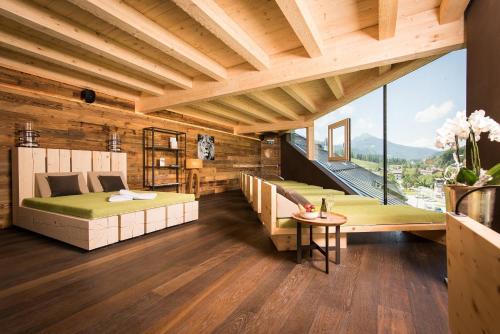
[0,0,469,134]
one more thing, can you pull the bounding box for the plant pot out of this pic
[444,184,496,228]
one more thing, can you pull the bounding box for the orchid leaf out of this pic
[486,163,500,185]
[456,167,478,186]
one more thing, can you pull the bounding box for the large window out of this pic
[387,50,466,211]
[306,50,466,210]
[290,128,307,152]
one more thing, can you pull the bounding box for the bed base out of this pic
[12,147,200,250]
[240,173,446,251]
[15,201,199,251]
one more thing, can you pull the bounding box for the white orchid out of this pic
[488,121,500,142]
[448,110,471,139]
[469,109,499,141]
[434,111,470,151]
[435,127,455,149]
[435,109,500,184]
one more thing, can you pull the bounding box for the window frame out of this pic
[328,118,351,161]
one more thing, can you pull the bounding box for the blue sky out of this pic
[312,49,466,150]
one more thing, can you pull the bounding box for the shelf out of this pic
[145,182,181,188]
[144,146,183,152]
[144,127,186,192]
[143,127,186,136]
[145,165,181,169]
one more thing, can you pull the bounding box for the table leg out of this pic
[325,226,329,274]
[296,221,302,264]
[336,225,340,264]
[309,225,313,257]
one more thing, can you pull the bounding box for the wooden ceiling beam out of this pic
[68,0,227,81]
[275,0,323,57]
[192,102,257,125]
[379,64,392,75]
[0,0,192,89]
[379,0,399,40]
[439,0,471,24]
[0,29,164,95]
[281,85,317,113]
[324,76,344,99]
[168,106,237,129]
[172,0,270,70]
[310,56,440,121]
[217,96,277,123]
[0,50,139,101]
[247,91,301,120]
[137,9,464,112]
[235,119,313,135]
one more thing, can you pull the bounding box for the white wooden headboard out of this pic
[12,147,127,209]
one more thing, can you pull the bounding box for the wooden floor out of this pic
[0,191,449,334]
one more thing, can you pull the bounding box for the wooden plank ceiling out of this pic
[0,0,469,134]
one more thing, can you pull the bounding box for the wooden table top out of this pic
[292,212,347,227]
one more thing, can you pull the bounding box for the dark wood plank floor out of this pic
[0,191,449,333]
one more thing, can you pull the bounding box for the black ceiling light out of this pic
[80,89,96,103]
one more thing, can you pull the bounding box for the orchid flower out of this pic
[435,109,500,184]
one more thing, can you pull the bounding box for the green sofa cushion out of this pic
[271,181,306,185]
[303,195,380,207]
[23,191,195,220]
[270,181,344,195]
[277,205,444,228]
[293,189,345,196]
[275,184,324,190]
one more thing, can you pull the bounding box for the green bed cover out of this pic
[23,191,195,220]
[277,205,445,228]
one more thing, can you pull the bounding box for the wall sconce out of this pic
[16,121,40,147]
[108,131,121,152]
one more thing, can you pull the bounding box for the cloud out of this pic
[356,117,374,131]
[410,137,436,149]
[415,100,454,122]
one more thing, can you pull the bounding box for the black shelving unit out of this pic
[143,127,186,192]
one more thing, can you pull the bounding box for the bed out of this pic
[241,173,446,251]
[12,147,199,250]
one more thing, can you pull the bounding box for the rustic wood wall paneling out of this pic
[0,66,261,228]
[260,134,281,179]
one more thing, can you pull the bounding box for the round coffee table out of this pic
[292,212,347,273]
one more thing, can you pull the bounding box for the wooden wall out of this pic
[466,0,500,231]
[466,0,500,169]
[259,134,281,179]
[0,67,261,228]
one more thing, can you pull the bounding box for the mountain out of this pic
[350,133,439,160]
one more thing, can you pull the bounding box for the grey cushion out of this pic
[284,189,311,206]
[275,184,311,206]
[88,171,128,192]
[35,172,89,198]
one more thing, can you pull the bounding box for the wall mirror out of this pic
[328,118,351,161]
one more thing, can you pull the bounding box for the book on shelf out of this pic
[170,137,178,149]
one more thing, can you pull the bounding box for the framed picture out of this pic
[197,134,215,160]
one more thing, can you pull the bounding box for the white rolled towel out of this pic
[108,194,133,202]
[119,189,157,200]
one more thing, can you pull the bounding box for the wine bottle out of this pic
[320,198,327,219]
